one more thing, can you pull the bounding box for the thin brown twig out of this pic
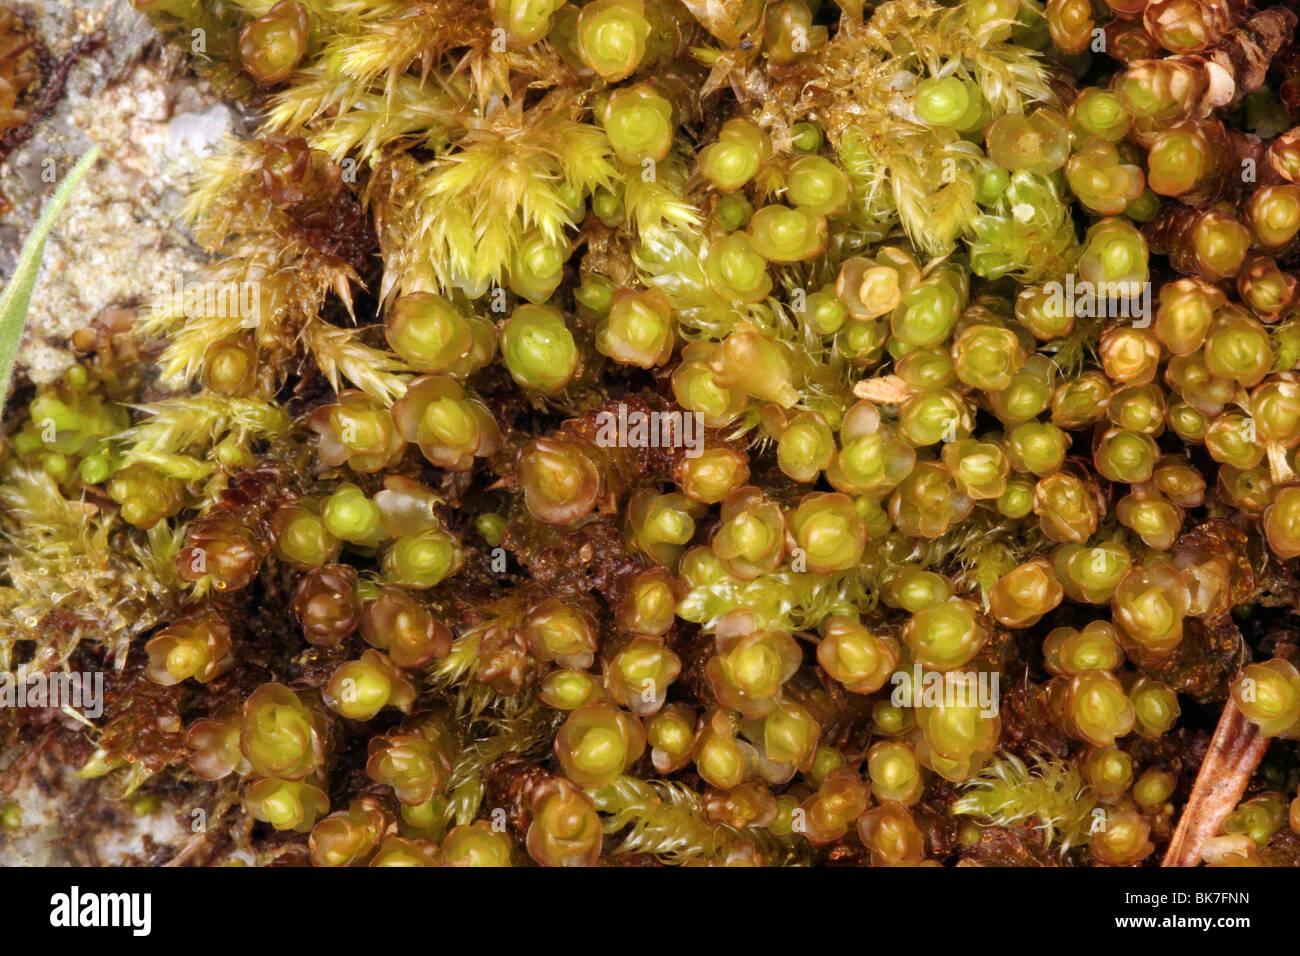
[1162,698,1267,867]
[162,830,209,867]
[0,29,106,162]
[163,799,236,866]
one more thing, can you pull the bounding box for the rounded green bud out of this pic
[1090,808,1154,866]
[884,566,953,612]
[241,683,320,780]
[356,835,435,868]
[676,446,749,505]
[518,436,603,525]
[383,529,460,589]
[591,186,624,224]
[1223,793,1289,846]
[385,293,473,373]
[576,0,650,81]
[525,599,598,667]
[1230,659,1300,737]
[1055,542,1132,604]
[785,155,850,216]
[1247,184,1300,251]
[509,230,568,304]
[616,568,679,635]
[1063,670,1136,748]
[1121,483,1181,552]
[43,453,70,483]
[986,109,1072,175]
[952,324,1026,392]
[63,364,90,390]
[988,360,1056,426]
[903,598,986,671]
[1094,428,1158,484]
[475,512,507,547]
[239,0,310,86]
[817,616,901,695]
[0,800,21,830]
[913,76,983,131]
[555,180,585,220]
[489,0,567,46]
[699,119,767,192]
[1084,746,1133,799]
[1078,217,1149,288]
[1052,371,1111,429]
[1133,768,1176,811]
[501,305,578,394]
[1124,188,1162,223]
[894,348,955,391]
[1130,677,1181,738]
[777,412,835,484]
[323,483,388,548]
[840,319,887,364]
[974,160,1010,206]
[713,193,754,232]
[804,288,848,335]
[765,0,827,64]
[789,492,867,572]
[997,478,1035,518]
[868,741,923,805]
[891,268,966,348]
[763,700,820,768]
[790,121,823,153]
[1205,413,1264,470]
[705,233,772,303]
[78,450,112,486]
[597,288,675,368]
[600,84,673,164]
[808,745,847,786]
[244,778,329,833]
[422,398,477,454]
[1043,621,1123,675]
[629,490,699,567]
[555,702,646,788]
[443,823,515,866]
[1007,421,1069,476]
[1069,87,1131,143]
[203,333,259,397]
[325,653,407,721]
[646,703,696,774]
[575,273,615,314]
[942,439,1010,501]
[872,700,913,736]
[1204,311,1273,388]
[915,674,1000,777]
[898,389,968,447]
[272,501,340,568]
[746,205,827,264]
[105,464,185,530]
[539,669,605,710]
[608,635,681,715]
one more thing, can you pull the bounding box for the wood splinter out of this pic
[1161,698,1267,867]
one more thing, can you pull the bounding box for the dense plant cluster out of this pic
[3,0,1300,866]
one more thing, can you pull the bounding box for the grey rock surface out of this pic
[1,0,243,386]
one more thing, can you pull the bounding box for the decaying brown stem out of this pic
[1162,698,1267,867]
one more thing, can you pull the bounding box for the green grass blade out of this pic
[0,145,101,408]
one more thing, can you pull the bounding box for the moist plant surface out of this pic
[2,0,1300,868]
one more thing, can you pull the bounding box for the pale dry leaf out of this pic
[852,374,914,404]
